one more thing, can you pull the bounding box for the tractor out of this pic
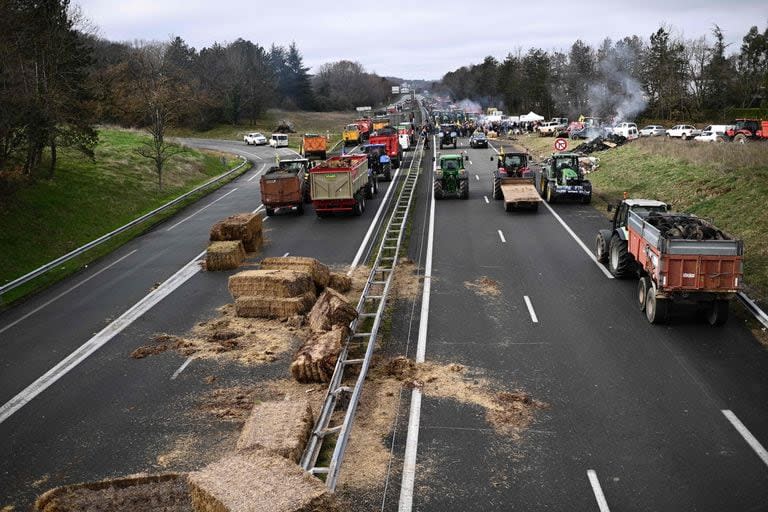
[725,118,768,143]
[433,154,469,200]
[491,150,531,200]
[438,124,458,149]
[539,152,592,204]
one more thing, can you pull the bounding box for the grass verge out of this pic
[0,128,247,308]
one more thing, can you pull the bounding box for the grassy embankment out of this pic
[511,133,768,304]
[169,109,358,152]
[0,128,242,306]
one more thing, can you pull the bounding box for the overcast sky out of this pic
[76,1,767,80]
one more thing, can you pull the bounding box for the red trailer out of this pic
[369,127,403,169]
[355,118,373,141]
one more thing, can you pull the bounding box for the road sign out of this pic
[554,138,568,151]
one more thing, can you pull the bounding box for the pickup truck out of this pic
[666,125,701,140]
[537,117,569,137]
[243,132,267,145]
[310,155,377,217]
[596,199,743,324]
[260,158,311,216]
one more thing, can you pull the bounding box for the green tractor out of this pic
[433,154,469,199]
[539,152,592,204]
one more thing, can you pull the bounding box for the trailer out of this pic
[310,155,376,217]
[369,127,403,169]
[497,177,541,211]
[259,158,311,216]
[596,199,743,325]
[301,134,327,161]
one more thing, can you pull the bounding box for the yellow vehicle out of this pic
[343,123,361,146]
[372,118,390,132]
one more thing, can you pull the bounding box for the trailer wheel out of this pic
[459,180,469,199]
[505,203,512,212]
[433,180,444,200]
[637,276,651,311]
[364,182,373,199]
[296,202,304,216]
[595,233,609,264]
[707,300,729,326]
[492,176,503,200]
[645,292,668,324]
[265,207,275,217]
[608,236,633,278]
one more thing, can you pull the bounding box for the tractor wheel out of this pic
[734,134,748,144]
[581,193,592,204]
[453,141,457,149]
[373,177,379,195]
[439,142,444,149]
[384,169,392,181]
[545,184,556,203]
[645,292,669,324]
[707,300,729,326]
[492,176,503,200]
[364,182,373,199]
[459,180,469,199]
[265,207,275,217]
[595,233,609,264]
[608,236,633,278]
[637,276,651,311]
[303,184,312,203]
[433,180,444,200]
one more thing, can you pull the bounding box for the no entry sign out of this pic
[554,138,568,151]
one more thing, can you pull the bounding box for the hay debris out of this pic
[290,327,348,383]
[199,386,258,421]
[34,474,191,512]
[228,270,314,300]
[261,256,330,289]
[131,334,190,359]
[306,288,357,333]
[234,292,315,319]
[464,277,502,297]
[392,259,421,301]
[206,241,245,271]
[236,400,314,463]
[188,449,337,512]
[209,213,263,253]
[327,272,352,293]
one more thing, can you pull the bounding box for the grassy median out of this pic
[511,133,768,302]
[0,128,242,306]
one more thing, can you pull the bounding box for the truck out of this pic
[259,158,311,216]
[369,127,403,169]
[490,151,540,211]
[301,134,327,161]
[596,199,743,325]
[342,124,361,146]
[539,153,592,203]
[537,117,569,137]
[372,118,390,132]
[433,153,469,199]
[310,155,376,217]
[725,118,768,143]
[355,118,373,141]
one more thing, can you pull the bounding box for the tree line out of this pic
[0,0,394,190]
[439,24,768,122]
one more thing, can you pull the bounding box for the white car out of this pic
[613,122,639,140]
[639,125,666,137]
[693,125,734,142]
[243,132,267,145]
[268,133,289,148]
[666,125,701,140]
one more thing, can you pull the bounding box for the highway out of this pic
[2,114,767,511]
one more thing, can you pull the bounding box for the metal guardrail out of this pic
[737,292,768,330]
[300,138,426,490]
[0,156,249,298]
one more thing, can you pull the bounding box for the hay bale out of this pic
[290,327,347,383]
[206,241,245,271]
[210,213,263,253]
[327,273,352,293]
[234,292,315,319]
[307,288,358,333]
[34,473,191,512]
[228,270,313,299]
[236,400,314,463]
[261,257,330,289]
[189,449,337,512]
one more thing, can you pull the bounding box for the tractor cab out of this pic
[277,157,310,173]
[540,152,592,203]
[438,124,458,149]
[433,153,469,199]
[362,143,392,180]
[495,151,530,177]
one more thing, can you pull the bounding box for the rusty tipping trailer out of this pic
[309,154,377,217]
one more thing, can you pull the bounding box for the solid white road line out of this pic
[247,163,267,182]
[166,188,238,231]
[498,230,507,243]
[541,201,614,279]
[399,141,436,512]
[0,250,138,337]
[524,295,539,323]
[587,470,611,512]
[252,204,265,214]
[722,409,768,468]
[0,250,205,425]
[170,356,194,380]
[484,196,489,204]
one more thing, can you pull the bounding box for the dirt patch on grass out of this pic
[132,304,307,365]
[464,277,502,297]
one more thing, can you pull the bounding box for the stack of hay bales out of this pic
[328,272,352,293]
[229,270,316,319]
[206,241,246,271]
[210,213,263,253]
[260,256,330,291]
[236,399,314,463]
[291,288,358,383]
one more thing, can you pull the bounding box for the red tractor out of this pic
[726,119,768,143]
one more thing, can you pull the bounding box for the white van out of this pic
[614,122,639,140]
[269,133,289,148]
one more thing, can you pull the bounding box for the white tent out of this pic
[519,111,544,122]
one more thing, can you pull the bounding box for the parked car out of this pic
[469,131,489,148]
[243,132,267,145]
[613,122,639,140]
[639,125,666,137]
[694,125,735,142]
[269,133,289,148]
[666,125,701,140]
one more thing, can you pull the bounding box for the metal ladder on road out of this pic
[300,138,426,490]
